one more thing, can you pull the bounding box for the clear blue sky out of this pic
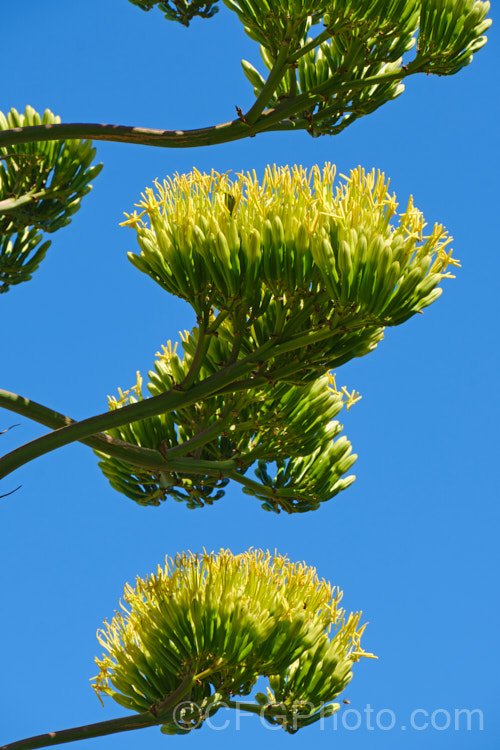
[1,2,498,749]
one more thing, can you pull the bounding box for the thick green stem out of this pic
[180,323,209,390]
[224,699,271,715]
[225,470,276,499]
[0,314,370,480]
[0,323,324,476]
[0,390,169,470]
[163,455,238,473]
[0,711,158,750]
[0,348,272,480]
[0,674,206,750]
[0,696,309,750]
[179,304,229,390]
[269,68,414,123]
[244,41,291,124]
[165,405,234,458]
[288,27,337,63]
[0,389,242,478]
[0,118,267,150]
[0,191,45,213]
[0,66,418,151]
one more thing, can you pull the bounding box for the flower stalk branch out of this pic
[0,65,424,152]
[0,711,158,750]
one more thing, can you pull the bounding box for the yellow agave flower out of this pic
[93,549,374,733]
[124,163,457,329]
[96,342,357,512]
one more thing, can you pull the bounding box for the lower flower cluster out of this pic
[93,549,375,734]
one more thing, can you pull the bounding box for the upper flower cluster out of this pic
[123,163,458,326]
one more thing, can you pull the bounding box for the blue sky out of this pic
[0,2,498,749]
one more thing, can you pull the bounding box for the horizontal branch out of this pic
[0,673,204,750]
[0,710,157,750]
[0,191,44,213]
[0,390,239,476]
[0,350,267,480]
[0,319,364,481]
[0,116,275,151]
[0,697,302,750]
[0,390,170,472]
[0,66,416,151]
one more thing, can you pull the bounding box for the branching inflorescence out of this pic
[95,164,458,512]
[93,549,374,735]
[0,2,491,151]
[0,2,492,748]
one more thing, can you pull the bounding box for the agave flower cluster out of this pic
[94,549,374,734]
[129,0,220,25]
[228,0,490,75]
[96,163,457,512]
[0,2,491,747]
[130,1,490,138]
[125,164,457,328]
[0,106,101,293]
[96,353,357,511]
